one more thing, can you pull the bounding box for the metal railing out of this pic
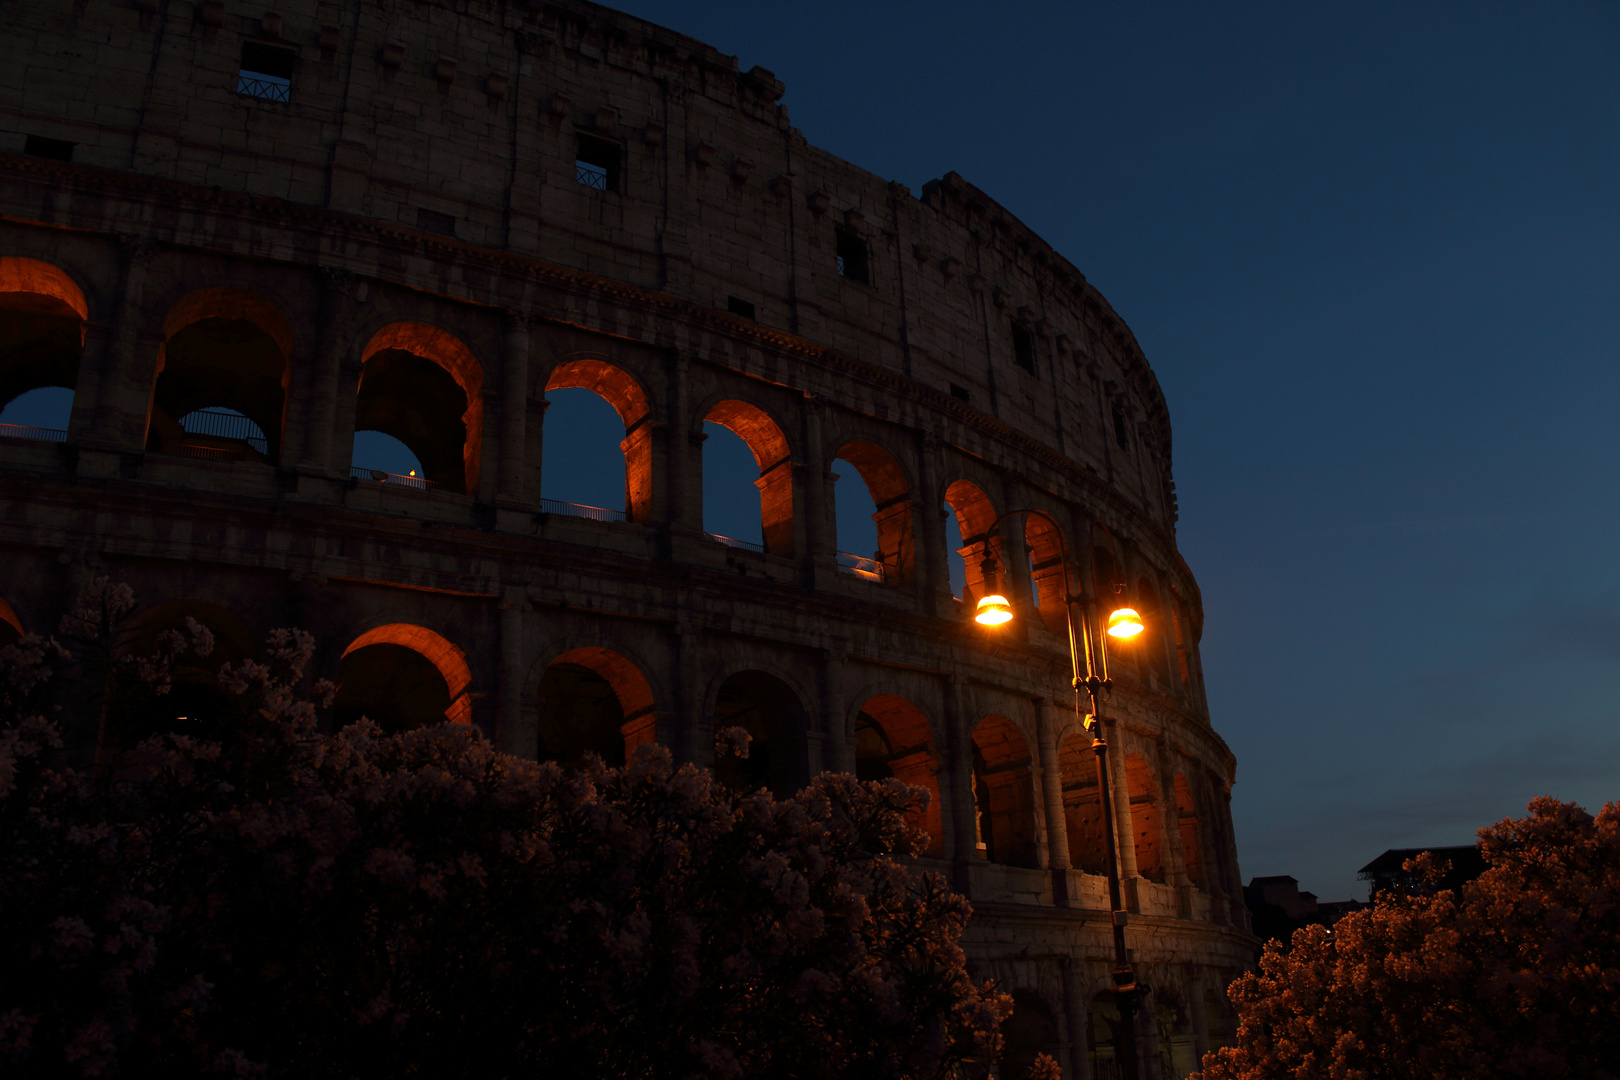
[576,163,608,190]
[0,423,66,443]
[180,409,269,454]
[837,551,885,583]
[350,465,431,490]
[541,497,626,523]
[237,73,291,102]
[707,532,764,553]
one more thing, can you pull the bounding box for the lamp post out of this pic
[972,509,1146,1080]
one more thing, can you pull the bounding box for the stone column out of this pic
[1036,697,1071,874]
[297,269,355,475]
[87,238,157,453]
[665,352,701,534]
[818,648,848,773]
[496,587,532,758]
[943,674,977,893]
[1062,959,1095,1080]
[497,311,531,505]
[673,622,703,765]
[1187,973,1212,1066]
[914,432,951,616]
[1108,718,1141,909]
[798,392,833,586]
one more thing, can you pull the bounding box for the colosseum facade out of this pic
[1,0,1254,1075]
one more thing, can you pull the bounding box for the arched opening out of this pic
[1089,992,1126,1080]
[353,323,484,494]
[336,624,472,731]
[852,694,943,856]
[712,669,808,796]
[969,714,1038,868]
[543,358,653,522]
[1126,752,1166,883]
[1000,991,1061,1080]
[703,400,793,556]
[944,479,998,607]
[107,600,257,750]
[0,596,24,647]
[1175,774,1203,888]
[1204,986,1235,1052]
[1157,997,1197,1080]
[147,289,293,464]
[1169,591,1194,695]
[832,440,912,585]
[0,257,87,441]
[535,646,658,766]
[1058,729,1109,875]
[1022,512,1069,635]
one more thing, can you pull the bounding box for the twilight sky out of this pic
[599,0,1620,901]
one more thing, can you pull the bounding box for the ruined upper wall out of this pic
[0,0,1179,532]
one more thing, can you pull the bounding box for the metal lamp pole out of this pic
[974,509,1145,1080]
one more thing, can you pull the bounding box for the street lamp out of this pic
[972,509,1146,1080]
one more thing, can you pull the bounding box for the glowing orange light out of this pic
[1106,607,1145,638]
[975,594,1014,626]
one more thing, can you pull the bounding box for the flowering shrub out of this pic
[1205,798,1620,1080]
[0,581,1009,1078]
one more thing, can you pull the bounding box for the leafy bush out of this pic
[0,580,1008,1078]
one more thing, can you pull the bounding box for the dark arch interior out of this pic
[536,661,626,766]
[1001,992,1061,1080]
[0,292,82,426]
[334,642,452,732]
[712,670,807,796]
[853,713,894,781]
[354,349,469,492]
[149,317,286,462]
[109,602,255,749]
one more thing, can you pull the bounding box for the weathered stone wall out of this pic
[0,1,1253,1076]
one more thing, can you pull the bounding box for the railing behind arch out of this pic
[0,423,66,443]
[838,550,885,583]
[542,498,626,523]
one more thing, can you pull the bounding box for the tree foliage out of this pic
[0,580,1009,1078]
[1205,797,1620,1080]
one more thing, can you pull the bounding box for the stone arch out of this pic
[944,478,999,605]
[147,288,296,464]
[534,645,659,766]
[0,595,23,647]
[107,599,258,750]
[543,355,654,521]
[1088,989,1128,1079]
[969,713,1039,868]
[1174,773,1203,888]
[1024,509,1070,635]
[831,438,914,585]
[356,322,485,494]
[702,398,794,556]
[849,692,943,856]
[1058,727,1109,875]
[0,256,90,436]
[1000,990,1062,1080]
[1126,751,1166,883]
[337,623,473,729]
[709,666,810,796]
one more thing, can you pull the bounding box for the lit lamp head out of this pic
[975,594,1014,626]
[1106,606,1145,639]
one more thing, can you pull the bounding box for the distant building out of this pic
[1243,875,1365,946]
[1359,846,1486,898]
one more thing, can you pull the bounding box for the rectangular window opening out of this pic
[835,228,869,284]
[1012,322,1036,374]
[24,135,75,161]
[949,382,971,404]
[238,41,294,102]
[1113,407,1131,450]
[726,296,756,321]
[576,132,621,192]
[416,208,457,237]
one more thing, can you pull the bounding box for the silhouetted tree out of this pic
[0,580,1009,1078]
[1205,798,1620,1080]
